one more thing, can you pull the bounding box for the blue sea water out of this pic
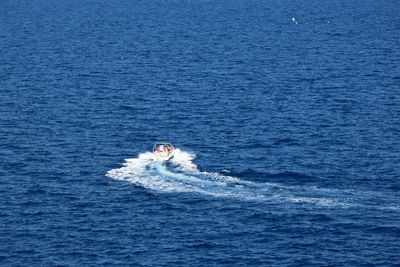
[1,0,400,266]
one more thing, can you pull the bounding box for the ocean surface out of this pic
[1,0,400,266]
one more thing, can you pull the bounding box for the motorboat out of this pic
[152,142,174,162]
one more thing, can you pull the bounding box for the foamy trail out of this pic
[106,149,262,199]
[106,149,399,210]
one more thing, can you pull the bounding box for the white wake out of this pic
[106,149,399,210]
[106,149,251,198]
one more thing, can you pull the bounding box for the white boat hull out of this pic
[152,142,174,162]
[152,151,174,162]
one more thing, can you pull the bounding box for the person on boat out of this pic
[157,144,164,152]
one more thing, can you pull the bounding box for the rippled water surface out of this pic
[1,0,399,266]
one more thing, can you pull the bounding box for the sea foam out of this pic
[107,149,399,210]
